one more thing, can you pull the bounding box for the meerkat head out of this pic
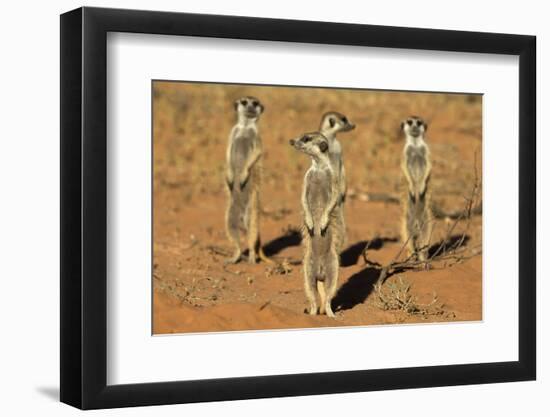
[234,96,264,121]
[289,132,330,160]
[320,111,356,134]
[401,116,428,139]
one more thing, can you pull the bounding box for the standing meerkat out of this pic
[319,112,355,253]
[290,132,341,317]
[400,116,433,261]
[225,96,271,264]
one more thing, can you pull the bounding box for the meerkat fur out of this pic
[225,96,272,264]
[400,116,433,262]
[319,112,355,253]
[290,132,341,317]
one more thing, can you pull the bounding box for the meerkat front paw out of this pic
[319,215,330,236]
[419,185,428,200]
[226,179,234,191]
[225,173,234,191]
[238,171,250,190]
[305,217,314,236]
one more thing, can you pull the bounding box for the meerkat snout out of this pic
[340,116,355,130]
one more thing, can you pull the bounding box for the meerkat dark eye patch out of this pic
[318,141,329,153]
[302,135,312,143]
[252,100,259,107]
[240,99,247,106]
[341,117,348,123]
[407,119,413,126]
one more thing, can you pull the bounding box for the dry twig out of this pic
[373,277,453,318]
[265,259,293,277]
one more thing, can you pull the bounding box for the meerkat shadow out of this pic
[428,234,471,258]
[262,229,302,257]
[332,267,381,312]
[340,237,398,267]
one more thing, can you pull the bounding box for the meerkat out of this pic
[290,132,341,317]
[400,116,433,262]
[225,96,271,264]
[319,112,355,253]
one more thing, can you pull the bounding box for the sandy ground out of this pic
[152,82,482,334]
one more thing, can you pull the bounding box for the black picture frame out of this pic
[60,6,536,410]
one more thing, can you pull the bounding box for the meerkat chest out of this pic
[231,126,257,164]
[306,168,333,216]
[404,143,428,179]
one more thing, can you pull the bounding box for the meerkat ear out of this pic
[259,103,265,113]
[329,117,336,128]
[234,100,239,111]
[318,141,329,153]
[400,121,405,130]
[424,122,428,131]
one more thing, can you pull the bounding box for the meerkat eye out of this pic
[240,99,247,106]
[252,100,259,107]
[407,119,413,126]
[341,117,348,123]
[302,135,311,143]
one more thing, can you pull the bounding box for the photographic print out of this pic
[152,81,482,334]
[61,8,536,407]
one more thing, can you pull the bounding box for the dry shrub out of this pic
[373,276,455,318]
